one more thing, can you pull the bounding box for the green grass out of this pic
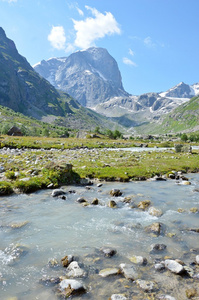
[0,136,199,194]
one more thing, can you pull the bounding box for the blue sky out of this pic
[0,0,199,95]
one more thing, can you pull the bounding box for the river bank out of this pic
[0,141,199,195]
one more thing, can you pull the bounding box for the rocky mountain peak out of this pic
[34,47,129,107]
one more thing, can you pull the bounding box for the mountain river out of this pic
[0,173,199,299]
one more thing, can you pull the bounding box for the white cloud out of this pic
[123,57,137,67]
[48,26,66,50]
[72,6,121,49]
[129,48,135,56]
[144,36,155,48]
[77,7,84,16]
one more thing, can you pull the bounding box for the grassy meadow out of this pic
[0,135,199,195]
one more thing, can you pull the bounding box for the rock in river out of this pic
[136,279,156,292]
[101,248,117,257]
[148,206,163,217]
[110,189,122,197]
[51,189,66,197]
[119,263,138,280]
[110,294,128,300]
[145,222,162,236]
[66,261,86,278]
[164,259,184,274]
[58,279,86,297]
[99,268,119,277]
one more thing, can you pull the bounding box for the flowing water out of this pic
[0,173,199,299]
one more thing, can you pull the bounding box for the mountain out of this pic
[159,81,199,98]
[0,27,65,119]
[34,47,129,107]
[0,27,121,132]
[34,48,199,133]
[143,94,199,134]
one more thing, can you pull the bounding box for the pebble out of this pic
[165,259,184,274]
[99,268,119,277]
[119,263,138,280]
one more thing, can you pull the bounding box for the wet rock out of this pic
[110,189,122,197]
[91,198,99,205]
[158,295,176,300]
[66,261,86,278]
[58,195,66,200]
[184,265,195,277]
[122,197,132,203]
[154,262,165,271]
[39,275,61,286]
[196,255,199,264]
[97,183,103,187]
[177,208,186,213]
[58,279,86,297]
[148,207,163,217]
[164,259,184,274]
[61,255,73,267]
[80,178,93,186]
[178,180,191,185]
[76,197,87,204]
[51,189,66,197]
[185,288,197,299]
[137,200,151,210]
[129,255,147,265]
[101,248,117,257]
[48,258,59,268]
[190,207,198,213]
[150,244,167,252]
[136,279,155,292]
[145,222,162,236]
[108,200,117,208]
[152,175,166,181]
[119,263,138,280]
[99,267,119,277]
[188,228,199,233]
[110,294,128,300]
[10,221,29,229]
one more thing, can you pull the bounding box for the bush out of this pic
[14,178,43,193]
[0,181,13,196]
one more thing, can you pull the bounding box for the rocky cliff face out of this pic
[0,27,66,119]
[34,47,129,107]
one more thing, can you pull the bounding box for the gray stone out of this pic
[165,259,184,274]
[148,207,163,217]
[150,244,167,252]
[196,255,199,264]
[155,263,165,271]
[108,200,117,208]
[99,267,119,277]
[158,295,176,300]
[66,261,86,278]
[110,189,122,197]
[136,279,155,292]
[101,248,117,257]
[110,295,128,300]
[76,197,87,204]
[119,263,138,280]
[59,279,86,297]
[51,189,66,197]
[129,255,147,265]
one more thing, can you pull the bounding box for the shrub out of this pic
[14,178,43,193]
[0,181,13,196]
